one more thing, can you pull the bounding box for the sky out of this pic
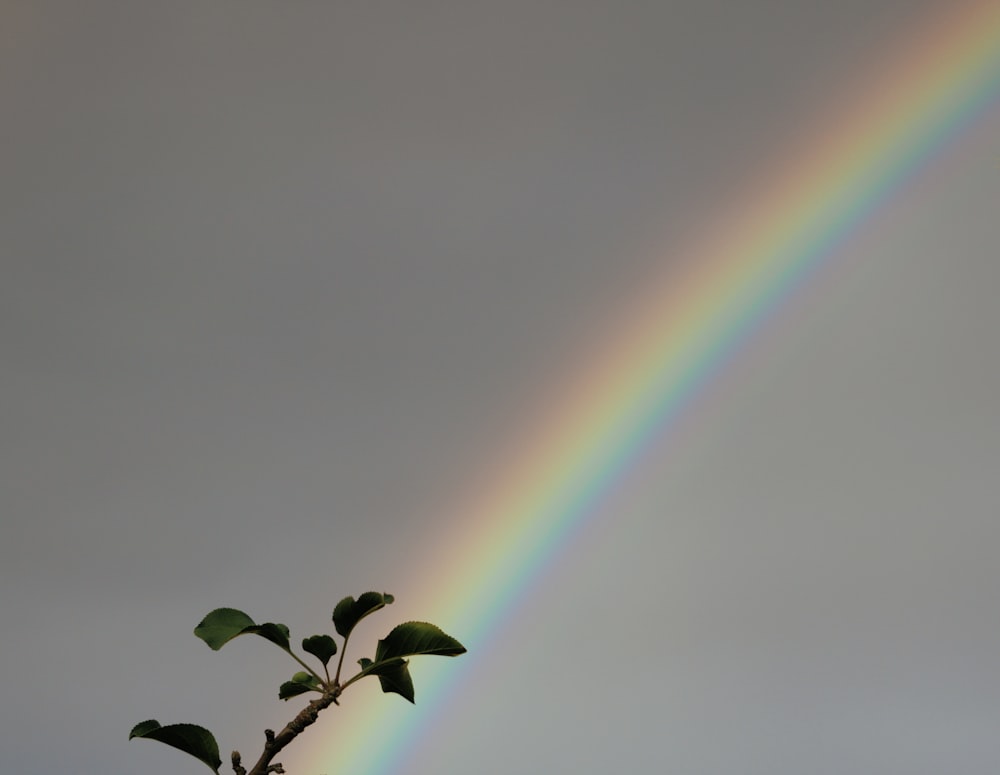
[2,2,999,774]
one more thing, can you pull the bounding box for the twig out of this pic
[244,687,341,775]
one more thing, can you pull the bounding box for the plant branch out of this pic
[244,687,342,775]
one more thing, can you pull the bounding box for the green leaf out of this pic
[351,656,410,698]
[279,671,321,700]
[292,670,318,684]
[350,626,458,702]
[241,622,291,651]
[193,608,255,650]
[332,592,394,639]
[278,680,313,700]
[302,634,337,666]
[370,659,415,703]
[129,720,222,773]
[375,621,466,662]
[193,608,291,652]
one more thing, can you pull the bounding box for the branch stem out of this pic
[245,688,341,775]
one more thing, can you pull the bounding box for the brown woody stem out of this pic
[244,688,341,775]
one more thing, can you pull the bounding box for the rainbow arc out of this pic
[311,4,1000,773]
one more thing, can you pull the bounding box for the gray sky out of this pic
[2,2,998,774]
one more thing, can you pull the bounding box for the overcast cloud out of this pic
[2,2,998,774]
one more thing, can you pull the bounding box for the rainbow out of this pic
[310,3,1000,773]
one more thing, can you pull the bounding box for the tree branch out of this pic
[245,688,341,775]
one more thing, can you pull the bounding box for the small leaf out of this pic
[375,622,466,662]
[193,609,290,652]
[332,592,393,639]
[279,671,321,701]
[129,719,163,739]
[279,681,312,700]
[370,659,415,703]
[302,634,337,666]
[129,720,222,773]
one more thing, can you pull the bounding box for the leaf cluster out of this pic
[130,591,465,774]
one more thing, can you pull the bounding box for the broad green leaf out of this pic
[193,608,255,650]
[302,634,337,666]
[129,720,221,773]
[241,622,291,651]
[279,671,321,700]
[350,654,418,701]
[370,659,415,703]
[375,621,466,662]
[194,608,290,652]
[332,592,394,639]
